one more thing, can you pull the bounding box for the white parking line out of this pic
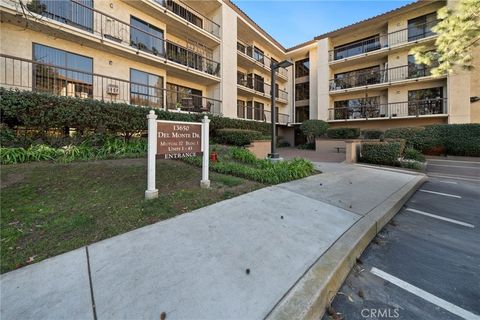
[406,208,474,228]
[420,189,462,198]
[428,164,480,169]
[428,174,480,182]
[370,267,480,320]
[435,180,458,184]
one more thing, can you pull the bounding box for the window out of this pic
[165,0,203,29]
[295,58,309,78]
[166,83,202,111]
[130,16,164,56]
[333,65,380,90]
[295,106,309,123]
[166,42,203,71]
[237,42,246,54]
[237,100,246,118]
[130,69,163,108]
[408,13,437,41]
[333,35,381,60]
[253,47,264,64]
[246,101,253,120]
[32,0,93,32]
[408,54,437,78]
[254,74,264,93]
[33,44,93,98]
[407,87,444,115]
[333,96,380,119]
[295,83,309,101]
[254,102,264,121]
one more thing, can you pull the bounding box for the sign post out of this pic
[200,115,210,188]
[145,111,210,200]
[145,110,158,200]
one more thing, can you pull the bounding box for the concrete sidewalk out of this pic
[0,163,425,320]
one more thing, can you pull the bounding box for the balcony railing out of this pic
[237,75,288,101]
[329,64,435,91]
[236,43,288,78]
[0,54,222,114]
[24,0,220,77]
[328,98,447,120]
[328,20,438,61]
[237,104,290,125]
[155,0,220,38]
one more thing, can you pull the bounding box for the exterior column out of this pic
[200,115,210,188]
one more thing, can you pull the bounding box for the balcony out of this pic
[236,42,288,80]
[329,64,439,92]
[237,75,288,102]
[328,20,438,62]
[328,98,447,121]
[156,0,220,38]
[16,0,220,78]
[0,54,222,114]
[237,103,290,125]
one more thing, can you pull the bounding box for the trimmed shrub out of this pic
[299,120,329,144]
[214,129,263,146]
[360,142,402,166]
[384,127,427,150]
[404,148,426,162]
[385,124,480,156]
[362,129,383,140]
[326,127,360,139]
[0,89,271,145]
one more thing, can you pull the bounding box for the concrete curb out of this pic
[265,174,427,320]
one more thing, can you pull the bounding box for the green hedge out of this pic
[360,142,402,166]
[385,124,480,156]
[404,148,426,162]
[326,127,360,139]
[214,129,263,146]
[0,89,271,144]
[362,130,383,140]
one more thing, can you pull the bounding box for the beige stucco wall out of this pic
[316,38,330,121]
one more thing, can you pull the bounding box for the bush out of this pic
[297,143,315,150]
[362,130,383,140]
[183,147,315,184]
[0,138,147,165]
[299,120,329,144]
[385,124,480,156]
[326,127,360,139]
[404,148,426,162]
[0,89,271,145]
[214,129,263,146]
[360,142,402,166]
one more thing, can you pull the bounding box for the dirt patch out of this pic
[1,172,25,189]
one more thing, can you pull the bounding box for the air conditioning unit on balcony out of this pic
[107,84,119,95]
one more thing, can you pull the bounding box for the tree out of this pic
[410,0,480,76]
[299,120,329,145]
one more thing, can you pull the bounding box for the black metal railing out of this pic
[237,75,288,101]
[24,0,220,76]
[154,0,220,37]
[236,42,288,78]
[237,104,290,124]
[0,54,222,114]
[328,98,447,120]
[329,20,438,61]
[329,64,435,91]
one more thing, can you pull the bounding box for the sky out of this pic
[232,0,414,48]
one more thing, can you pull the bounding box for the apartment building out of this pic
[0,0,478,145]
[288,0,479,135]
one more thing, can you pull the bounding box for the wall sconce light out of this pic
[109,60,113,65]
[110,3,114,8]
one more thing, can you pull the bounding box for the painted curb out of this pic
[265,174,427,320]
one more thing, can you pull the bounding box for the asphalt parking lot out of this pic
[323,158,480,320]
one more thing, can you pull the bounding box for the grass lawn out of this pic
[0,158,264,273]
